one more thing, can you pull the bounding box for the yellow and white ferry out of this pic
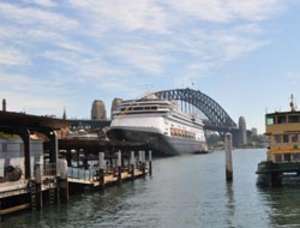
[257,95,300,186]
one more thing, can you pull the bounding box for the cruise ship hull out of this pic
[107,126,208,157]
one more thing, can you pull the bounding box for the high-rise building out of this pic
[238,116,247,146]
[2,99,6,112]
[111,98,123,119]
[91,100,107,120]
[251,128,258,136]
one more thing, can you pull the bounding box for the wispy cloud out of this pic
[0,48,30,66]
[0,0,295,116]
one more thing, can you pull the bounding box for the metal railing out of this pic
[43,163,56,176]
[68,167,97,181]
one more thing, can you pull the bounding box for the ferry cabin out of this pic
[266,111,300,163]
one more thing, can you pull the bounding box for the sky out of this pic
[0,0,300,133]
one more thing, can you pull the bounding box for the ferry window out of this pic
[274,154,282,162]
[288,115,300,123]
[266,116,275,125]
[277,115,287,124]
[283,134,289,143]
[274,135,281,143]
[291,134,298,143]
[293,154,300,161]
[284,154,291,162]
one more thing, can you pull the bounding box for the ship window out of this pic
[288,115,300,123]
[266,116,275,125]
[274,135,281,143]
[284,154,291,162]
[133,107,143,111]
[277,115,287,124]
[283,134,289,143]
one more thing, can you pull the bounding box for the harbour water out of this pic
[3,149,300,228]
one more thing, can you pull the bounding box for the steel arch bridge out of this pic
[154,88,237,132]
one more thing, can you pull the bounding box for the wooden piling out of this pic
[0,199,2,222]
[57,159,69,203]
[117,150,122,183]
[98,152,105,186]
[225,133,233,182]
[34,163,43,210]
[130,151,135,179]
[148,150,152,176]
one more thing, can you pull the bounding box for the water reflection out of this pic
[3,149,300,228]
[225,182,236,228]
[258,186,300,227]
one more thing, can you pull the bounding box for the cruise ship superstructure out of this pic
[107,95,208,156]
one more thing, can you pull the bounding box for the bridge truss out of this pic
[154,88,237,133]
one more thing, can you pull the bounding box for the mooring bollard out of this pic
[225,133,233,182]
[117,150,122,182]
[99,152,105,186]
[148,150,152,176]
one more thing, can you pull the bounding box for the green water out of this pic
[3,149,300,228]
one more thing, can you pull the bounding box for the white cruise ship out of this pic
[107,95,208,156]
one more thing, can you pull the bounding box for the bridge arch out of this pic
[154,88,237,129]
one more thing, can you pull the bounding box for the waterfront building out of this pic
[91,100,107,120]
[238,116,247,146]
[111,98,123,120]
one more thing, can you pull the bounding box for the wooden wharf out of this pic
[0,111,152,221]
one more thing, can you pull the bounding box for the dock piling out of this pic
[33,163,43,210]
[98,152,105,186]
[57,159,69,203]
[225,133,233,182]
[130,151,135,179]
[117,150,122,183]
[148,150,152,176]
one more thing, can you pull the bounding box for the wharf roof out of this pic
[0,111,69,130]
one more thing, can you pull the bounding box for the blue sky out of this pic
[0,0,300,133]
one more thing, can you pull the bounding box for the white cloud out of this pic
[110,43,166,74]
[70,0,168,32]
[22,0,57,7]
[167,0,285,23]
[0,0,295,116]
[0,2,78,31]
[0,72,71,114]
[0,48,30,66]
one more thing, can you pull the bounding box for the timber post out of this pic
[225,133,233,182]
